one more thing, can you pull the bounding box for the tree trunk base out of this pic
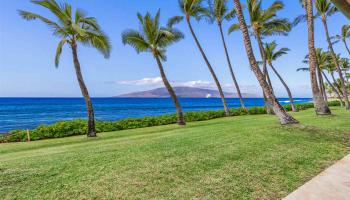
[87,132,97,137]
[280,116,300,125]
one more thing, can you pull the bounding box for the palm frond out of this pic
[55,39,66,67]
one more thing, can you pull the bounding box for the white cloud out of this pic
[118,77,163,86]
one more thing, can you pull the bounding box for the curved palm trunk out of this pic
[233,0,299,125]
[322,16,350,109]
[256,34,275,114]
[344,40,350,56]
[322,71,345,107]
[154,54,185,125]
[71,43,96,137]
[218,23,246,109]
[316,65,327,102]
[331,72,343,96]
[269,63,298,112]
[186,17,230,116]
[306,0,331,115]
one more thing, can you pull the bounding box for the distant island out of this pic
[116,87,259,98]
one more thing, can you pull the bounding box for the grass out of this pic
[0,107,349,200]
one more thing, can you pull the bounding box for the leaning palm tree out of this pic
[19,0,111,137]
[305,0,331,115]
[335,25,350,56]
[264,41,297,112]
[179,0,231,116]
[122,11,186,125]
[232,0,299,125]
[315,0,350,109]
[209,0,246,109]
[230,0,291,114]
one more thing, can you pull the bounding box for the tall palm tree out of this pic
[305,0,331,115]
[264,41,297,112]
[122,11,186,125]
[230,0,291,114]
[335,25,350,56]
[179,0,231,116]
[315,0,350,109]
[209,0,246,109]
[232,0,299,125]
[19,0,111,137]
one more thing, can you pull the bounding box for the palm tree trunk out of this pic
[154,53,185,125]
[269,63,298,112]
[316,65,327,102]
[344,40,350,56]
[256,33,275,114]
[331,72,343,96]
[218,23,246,109]
[306,0,331,115]
[322,16,350,109]
[233,0,299,125]
[71,43,96,137]
[186,16,230,116]
[322,71,344,107]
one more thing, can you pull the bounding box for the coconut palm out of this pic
[299,49,344,106]
[232,0,299,125]
[122,11,186,125]
[315,0,350,109]
[304,0,331,115]
[330,0,350,18]
[208,0,246,109]
[335,25,350,56]
[264,41,297,112]
[229,0,291,114]
[179,0,231,116]
[19,0,111,137]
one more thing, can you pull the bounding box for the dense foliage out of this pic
[0,101,340,143]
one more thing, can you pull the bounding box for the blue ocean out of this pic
[0,98,311,133]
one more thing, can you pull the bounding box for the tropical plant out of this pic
[264,41,297,112]
[229,0,291,114]
[19,0,111,137]
[298,49,344,106]
[122,10,186,125]
[304,0,332,115]
[335,25,350,56]
[232,0,299,125]
[179,0,231,116]
[208,0,246,109]
[315,0,350,109]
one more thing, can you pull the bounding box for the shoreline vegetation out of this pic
[0,101,341,143]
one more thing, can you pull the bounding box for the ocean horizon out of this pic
[0,97,312,133]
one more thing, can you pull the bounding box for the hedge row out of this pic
[0,101,340,143]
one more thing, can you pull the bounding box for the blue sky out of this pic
[0,0,348,97]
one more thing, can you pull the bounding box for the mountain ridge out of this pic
[115,87,258,98]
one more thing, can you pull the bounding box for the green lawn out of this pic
[1,107,349,200]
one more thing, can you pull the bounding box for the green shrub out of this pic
[0,101,340,143]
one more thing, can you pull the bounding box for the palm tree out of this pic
[305,0,331,115]
[179,0,231,116]
[19,0,111,137]
[264,41,297,112]
[122,11,186,125]
[330,0,350,18]
[315,0,350,109]
[232,0,299,125]
[335,25,350,56]
[299,49,344,106]
[230,0,291,114]
[209,0,246,109]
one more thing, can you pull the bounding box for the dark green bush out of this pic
[0,101,340,143]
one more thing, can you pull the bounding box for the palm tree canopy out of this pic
[208,0,236,24]
[301,48,335,72]
[229,0,291,36]
[122,10,184,61]
[315,0,338,18]
[264,41,289,63]
[179,0,211,21]
[19,0,111,67]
